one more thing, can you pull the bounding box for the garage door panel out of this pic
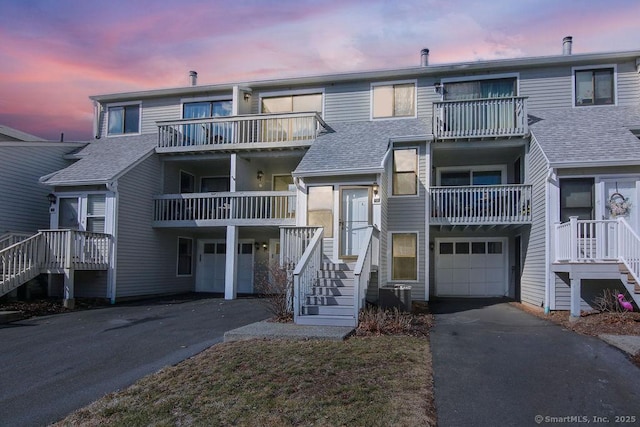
[436,238,506,297]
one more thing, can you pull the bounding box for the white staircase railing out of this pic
[353,226,379,322]
[616,218,640,292]
[0,232,34,251]
[279,226,320,269]
[0,230,111,297]
[291,227,324,323]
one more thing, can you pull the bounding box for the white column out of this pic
[225,225,238,300]
[569,273,581,318]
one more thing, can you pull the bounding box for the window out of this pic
[392,233,417,280]
[108,104,140,135]
[575,68,614,106]
[392,148,418,195]
[177,237,193,276]
[180,171,195,193]
[261,93,322,114]
[443,77,516,101]
[372,82,415,118]
[183,100,232,144]
[86,194,106,233]
[307,186,334,238]
[560,178,594,222]
[58,197,80,230]
[200,177,229,192]
[440,169,503,186]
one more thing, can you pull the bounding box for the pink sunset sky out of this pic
[1,0,639,141]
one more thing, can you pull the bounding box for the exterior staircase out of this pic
[618,262,640,308]
[297,262,358,327]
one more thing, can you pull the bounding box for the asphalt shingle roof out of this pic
[529,106,640,165]
[41,133,157,185]
[294,119,429,175]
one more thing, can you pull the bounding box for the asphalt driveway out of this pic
[0,295,269,427]
[430,299,640,426]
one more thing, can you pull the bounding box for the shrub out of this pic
[594,288,625,313]
[254,260,293,322]
[358,305,413,335]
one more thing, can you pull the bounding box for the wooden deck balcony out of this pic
[433,97,528,140]
[152,191,296,227]
[430,184,532,225]
[156,112,329,153]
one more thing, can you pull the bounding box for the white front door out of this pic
[339,187,370,258]
[602,180,637,229]
[196,239,226,292]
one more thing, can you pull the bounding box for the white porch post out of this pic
[63,230,75,309]
[569,273,581,319]
[224,225,238,300]
[569,216,578,262]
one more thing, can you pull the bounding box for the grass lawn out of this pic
[55,335,435,426]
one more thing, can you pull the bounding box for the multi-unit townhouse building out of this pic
[2,37,640,326]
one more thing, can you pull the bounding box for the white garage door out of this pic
[436,238,507,297]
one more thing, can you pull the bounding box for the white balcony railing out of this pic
[430,184,532,225]
[433,96,528,140]
[555,218,619,262]
[157,112,329,151]
[153,191,296,225]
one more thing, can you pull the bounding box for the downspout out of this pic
[106,180,119,304]
[544,168,557,314]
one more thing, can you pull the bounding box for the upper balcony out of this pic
[430,184,532,227]
[156,112,330,154]
[152,191,296,227]
[433,97,528,141]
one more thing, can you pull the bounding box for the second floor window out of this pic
[261,93,322,114]
[575,68,614,106]
[372,82,415,119]
[108,104,140,135]
[183,100,232,119]
[443,77,516,100]
[392,148,418,196]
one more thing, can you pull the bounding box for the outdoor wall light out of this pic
[262,242,268,251]
[372,185,379,196]
[433,82,443,94]
[257,170,264,187]
[244,92,251,101]
[254,242,261,250]
[47,193,57,205]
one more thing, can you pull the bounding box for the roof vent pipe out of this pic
[420,48,429,66]
[189,70,198,86]
[562,36,573,55]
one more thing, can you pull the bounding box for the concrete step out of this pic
[302,305,354,316]
[305,295,353,305]
[310,286,355,297]
[295,314,357,327]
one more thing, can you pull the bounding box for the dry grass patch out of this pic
[56,337,434,427]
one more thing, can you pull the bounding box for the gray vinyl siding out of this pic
[115,153,193,298]
[324,81,370,123]
[0,144,76,233]
[377,162,390,298]
[386,143,427,300]
[140,97,182,134]
[520,66,573,110]
[616,60,640,106]
[520,137,548,307]
[519,59,639,110]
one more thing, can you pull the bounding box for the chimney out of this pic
[562,36,573,55]
[420,48,429,66]
[189,70,198,86]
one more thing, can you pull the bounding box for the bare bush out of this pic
[358,305,414,335]
[594,288,625,313]
[254,260,293,322]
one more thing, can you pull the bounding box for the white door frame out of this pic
[338,186,372,259]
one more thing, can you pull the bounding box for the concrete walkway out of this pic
[430,299,640,427]
[0,295,270,427]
